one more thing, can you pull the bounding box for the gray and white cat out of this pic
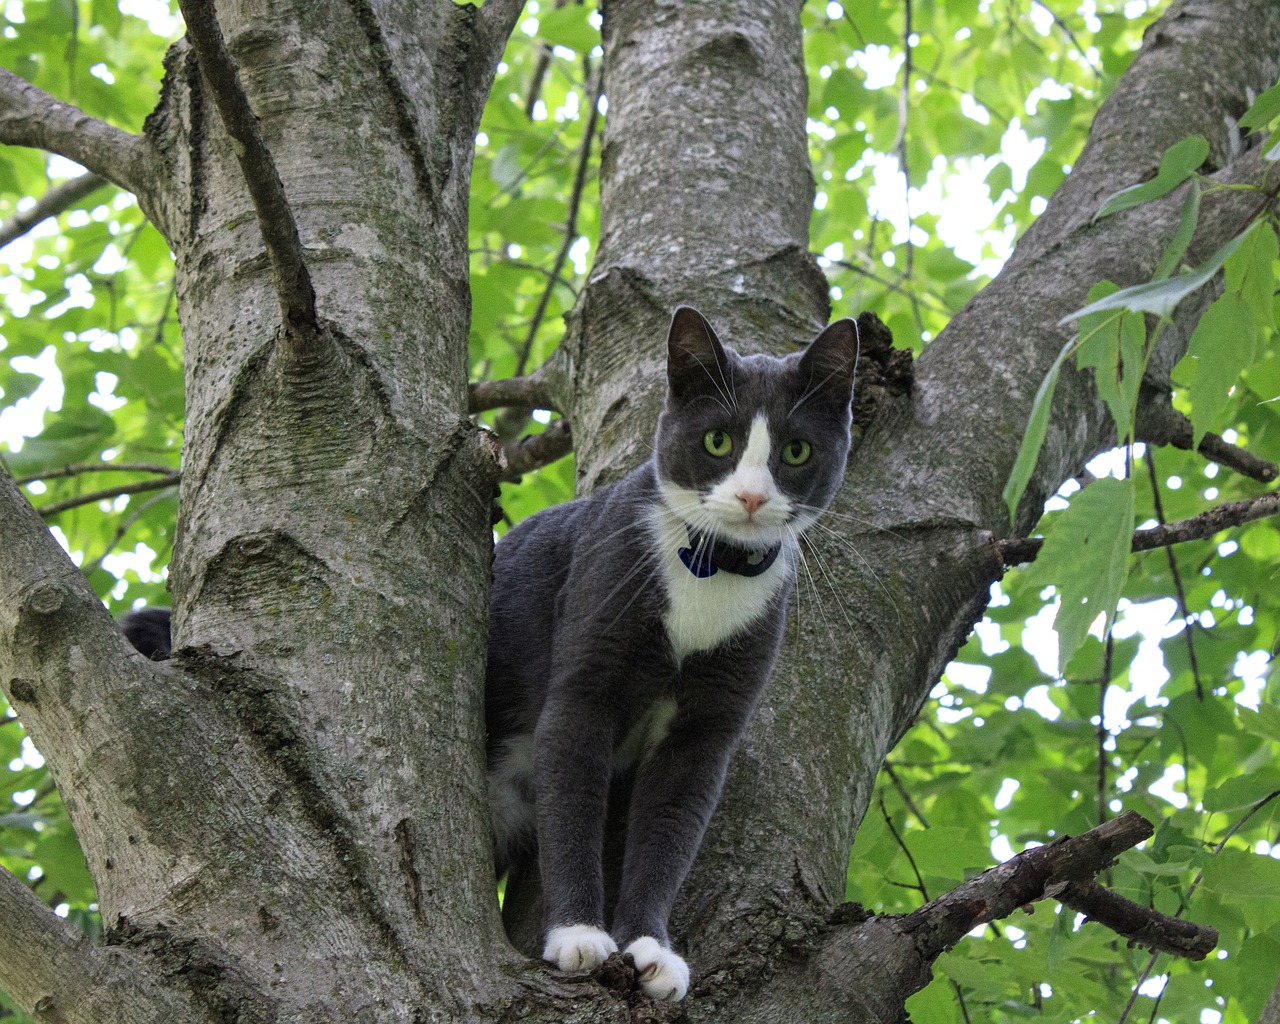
[486,307,858,1000]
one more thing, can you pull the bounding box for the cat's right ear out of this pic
[667,306,730,400]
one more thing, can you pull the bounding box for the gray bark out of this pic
[1,0,1277,1021]
[1262,974,1280,1024]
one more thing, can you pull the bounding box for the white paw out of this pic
[542,924,618,972]
[624,936,689,1001]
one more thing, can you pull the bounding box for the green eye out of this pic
[782,439,811,465]
[703,429,733,457]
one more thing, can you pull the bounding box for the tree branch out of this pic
[0,70,153,197]
[469,375,562,415]
[998,489,1280,566]
[498,420,573,482]
[1137,397,1279,483]
[0,867,203,1024]
[0,470,134,678]
[1056,878,1216,959]
[897,810,1168,962]
[0,173,109,249]
[814,812,1212,1015]
[36,474,182,519]
[174,0,320,348]
[16,462,177,486]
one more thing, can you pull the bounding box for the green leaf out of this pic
[1061,220,1263,323]
[1003,336,1071,524]
[1153,178,1200,280]
[0,370,43,404]
[1174,292,1259,448]
[3,406,118,477]
[536,6,600,53]
[1224,220,1278,328]
[1239,77,1280,130]
[1238,705,1280,743]
[1093,135,1208,221]
[1075,281,1146,436]
[1203,769,1280,813]
[1022,476,1136,673]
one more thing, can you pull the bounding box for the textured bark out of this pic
[2,1,527,1020]
[1,0,1278,1021]
[1261,974,1280,1024]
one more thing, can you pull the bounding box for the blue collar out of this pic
[677,526,782,579]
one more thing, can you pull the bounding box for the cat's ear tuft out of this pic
[667,306,730,398]
[799,318,859,405]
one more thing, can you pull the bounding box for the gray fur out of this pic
[486,307,858,954]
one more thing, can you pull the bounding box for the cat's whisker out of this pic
[604,551,664,628]
[788,525,836,646]
[800,531,857,632]
[797,519,902,626]
[792,503,905,540]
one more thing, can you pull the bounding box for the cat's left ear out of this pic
[799,318,859,406]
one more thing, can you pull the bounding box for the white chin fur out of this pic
[542,924,618,972]
[624,936,690,1001]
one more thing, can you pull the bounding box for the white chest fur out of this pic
[649,504,793,661]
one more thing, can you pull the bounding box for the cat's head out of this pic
[654,306,858,549]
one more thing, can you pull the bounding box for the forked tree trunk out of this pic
[1,1,1278,1021]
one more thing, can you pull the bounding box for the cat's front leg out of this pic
[607,709,743,1000]
[609,633,779,1001]
[542,923,617,972]
[533,694,617,973]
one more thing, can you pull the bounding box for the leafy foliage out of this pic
[3,1,1280,1022]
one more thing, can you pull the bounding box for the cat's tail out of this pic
[120,607,172,659]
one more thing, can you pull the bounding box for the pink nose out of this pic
[738,491,768,516]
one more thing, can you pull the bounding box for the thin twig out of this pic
[37,474,181,518]
[1030,0,1102,80]
[880,796,929,901]
[513,61,602,378]
[175,0,319,346]
[894,0,915,280]
[82,490,176,575]
[1145,449,1204,700]
[825,258,951,316]
[524,0,576,121]
[998,489,1280,566]
[17,462,177,486]
[883,761,930,829]
[1097,632,1113,827]
[470,249,581,298]
[0,173,109,249]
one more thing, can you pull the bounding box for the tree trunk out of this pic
[2,0,1278,1021]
